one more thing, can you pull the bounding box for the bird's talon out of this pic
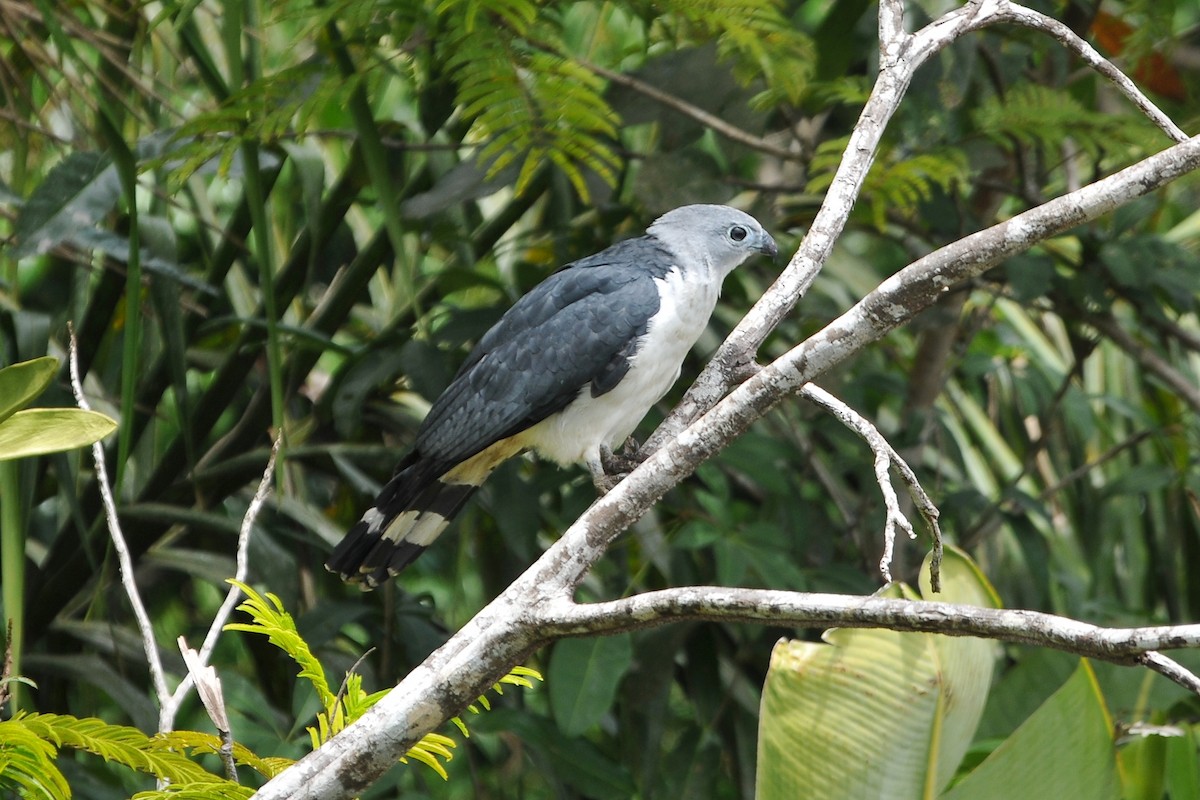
[600,438,645,475]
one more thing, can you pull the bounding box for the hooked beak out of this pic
[758,232,779,261]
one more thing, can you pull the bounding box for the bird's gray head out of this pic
[647,204,777,277]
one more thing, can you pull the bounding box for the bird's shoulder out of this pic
[460,235,675,363]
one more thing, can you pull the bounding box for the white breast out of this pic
[524,266,722,466]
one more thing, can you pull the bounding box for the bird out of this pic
[326,204,777,587]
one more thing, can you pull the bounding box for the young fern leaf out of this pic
[665,0,815,107]
[0,718,69,800]
[152,730,294,779]
[13,712,216,785]
[972,84,1152,162]
[225,579,543,781]
[224,580,335,707]
[809,138,969,230]
[129,784,256,800]
[440,6,619,198]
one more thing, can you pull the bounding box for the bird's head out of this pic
[647,204,778,277]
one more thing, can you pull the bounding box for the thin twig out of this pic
[1137,651,1200,695]
[575,57,799,162]
[68,325,170,706]
[160,435,280,733]
[997,2,1188,143]
[179,639,239,783]
[799,384,943,589]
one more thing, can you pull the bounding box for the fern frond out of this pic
[810,76,873,107]
[15,712,215,784]
[664,0,815,107]
[130,783,255,800]
[0,718,70,800]
[440,9,619,198]
[224,580,335,706]
[229,581,543,781]
[972,84,1150,162]
[400,732,458,781]
[153,730,294,779]
[501,665,543,687]
[809,138,969,230]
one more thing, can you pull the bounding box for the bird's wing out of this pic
[415,238,673,467]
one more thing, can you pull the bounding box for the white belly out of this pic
[524,266,721,465]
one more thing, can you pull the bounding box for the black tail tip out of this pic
[325,524,429,589]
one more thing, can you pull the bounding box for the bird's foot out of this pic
[592,438,646,494]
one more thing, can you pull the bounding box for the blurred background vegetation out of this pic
[1,0,1199,796]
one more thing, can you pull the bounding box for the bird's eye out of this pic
[729,225,748,242]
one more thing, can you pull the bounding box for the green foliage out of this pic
[224,581,336,708]
[130,785,256,800]
[809,139,970,230]
[942,662,1120,800]
[6,712,216,785]
[0,357,117,461]
[0,582,542,796]
[668,0,815,107]
[153,731,294,779]
[971,84,1155,162]
[0,717,70,800]
[757,548,1000,798]
[440,14,620,196]
[225,580,542,781]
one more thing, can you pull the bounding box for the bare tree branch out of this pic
[162,436,280,733]
[646,0,1187,450]
[577,58,799,162]
[68,326,171,708]
[1137,651,1200,695]
[798,384,941,587]
[994,3,1187,143]
[540,588,1200,668]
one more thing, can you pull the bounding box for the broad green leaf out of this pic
[1164,729,1200,798]
[0,409,117,461]
[941,661,1120,800]
[11,151,118,259]
[549,634,633,736]
[756,547,999,800]
[0,356,58,425]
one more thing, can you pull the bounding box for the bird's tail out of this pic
[325,458,480,588]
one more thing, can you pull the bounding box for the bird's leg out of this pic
[587,437,647,494]
[585,452,620,494]
[601,437,645,473]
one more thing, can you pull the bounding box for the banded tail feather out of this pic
[325,459,480,588]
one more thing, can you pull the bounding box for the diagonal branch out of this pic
[1087,312,1200,414]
